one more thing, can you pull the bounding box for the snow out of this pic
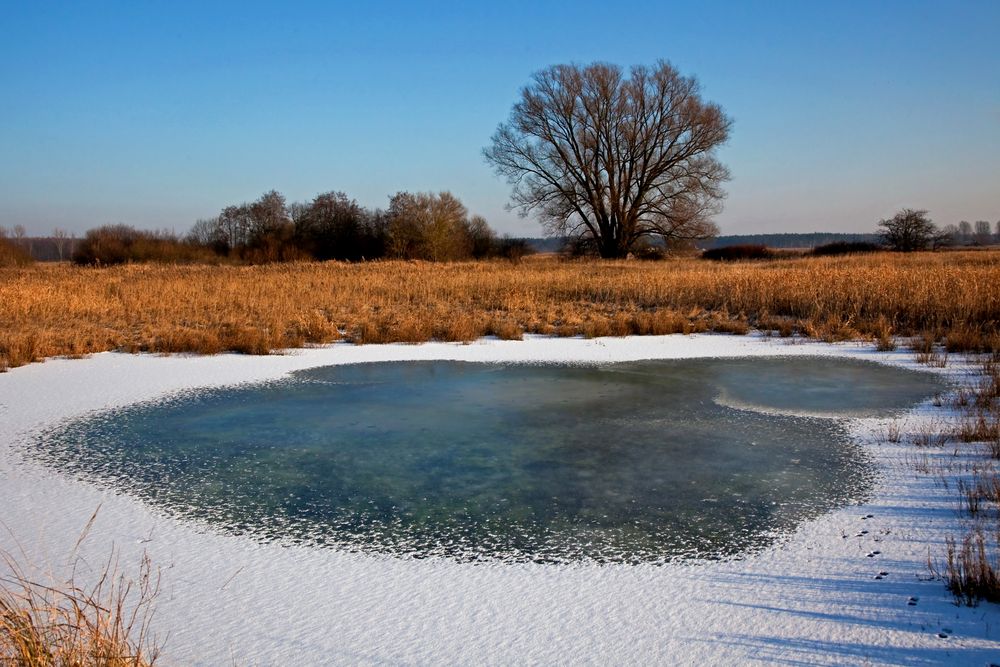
[2,334,999,665]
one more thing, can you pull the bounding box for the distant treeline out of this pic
[7,236,81,261]
[61,190,533,265]
[5,211,998,265]
[519,225,999,258]
[703,233,881,249]
[704,223,1000,250]
[522,233,886,253]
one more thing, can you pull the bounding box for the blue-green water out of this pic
[36,357,945,564]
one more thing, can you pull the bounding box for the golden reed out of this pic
[1,251,998,371]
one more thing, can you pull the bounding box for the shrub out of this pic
[701,244,772,261]
[495,237,534,262]
[0,238,33,267]
[72,225,217,265]
[630,241,668,261]
[812,241,883,256]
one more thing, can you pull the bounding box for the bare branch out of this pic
[485,61,730,257]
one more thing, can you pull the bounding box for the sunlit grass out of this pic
[1,251,998,371]
[1,510,162,665]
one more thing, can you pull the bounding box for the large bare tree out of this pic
[484,61,731,258]
[878,208,939,252]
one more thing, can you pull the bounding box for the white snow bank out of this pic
[2,334,998,665]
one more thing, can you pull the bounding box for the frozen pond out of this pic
[35,357,945,564]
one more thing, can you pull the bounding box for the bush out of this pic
[561,236,599,258]
[72,225,217,265]
[495,237,534,262]
[631,240,668,261]
[812,241,883,257]
[702,244,772,261]
[0,238,33,267]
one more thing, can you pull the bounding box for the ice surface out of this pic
[2,334,998,665]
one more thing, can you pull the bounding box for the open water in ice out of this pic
[36,357,945,563]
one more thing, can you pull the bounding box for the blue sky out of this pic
[1,0,997,237]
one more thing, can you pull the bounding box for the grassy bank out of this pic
[2,251,999,371]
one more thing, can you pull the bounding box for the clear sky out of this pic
[1,0,997,237]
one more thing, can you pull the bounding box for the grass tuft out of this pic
[943,531,1000,606]
[1,511,162,665]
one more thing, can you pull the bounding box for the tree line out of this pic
[65,190,531,265]
[701,213,1000,260]
[878,210,1000,252]
[704,233,881,250]
[706,225,1000,252]
[3,60,998,265]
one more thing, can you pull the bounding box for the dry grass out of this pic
[1,251,998,371]
[943,530,1000,606]
[927,349,1000,604]
[1,511,162,665]
[0,239,33,269]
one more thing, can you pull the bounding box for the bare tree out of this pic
[11,224,33,257]
[52,228,69,261]
[387,191,473,261]
[385,192,423,259]
[186,217,231,256]
[974,220,992,246]
[957,220,973,245]
[247,190,290,242]
[423,192,470,261]
[878,209,939,252]
[467,215,497,258]
[288,201,309,226]
[216,204,253,249]
[295,191,367,260]
[484,60,731,258]
[941,223,960,245]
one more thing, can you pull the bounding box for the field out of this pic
[2,251,999,371]
[4,251,1000,662]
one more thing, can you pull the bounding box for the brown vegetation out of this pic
[914,356,1000,605]
[1,251,998,372]
[701,244,773,261]
[72,225,219,266]
[944,530,1000,606]
[0,238,33,268]
[1,512,161,665]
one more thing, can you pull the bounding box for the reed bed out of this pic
[1,251,998,371]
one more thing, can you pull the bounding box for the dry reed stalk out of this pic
[943,531,1000,606]
[0,510,162,666]
[928,341,1000,605]
[0,251,998,371]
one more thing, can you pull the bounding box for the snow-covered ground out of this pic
[2,334,999,665]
